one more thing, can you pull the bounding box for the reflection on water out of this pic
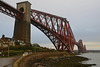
[79,52,100,67]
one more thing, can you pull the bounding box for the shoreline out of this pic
[34,56,96,67]
[12,52,96,67]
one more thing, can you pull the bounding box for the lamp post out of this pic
[8,42,9,57]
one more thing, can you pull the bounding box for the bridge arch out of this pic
[31,25,53,48]
[30,9,75,52]
[76,40,86,53]
[0,0,86,53]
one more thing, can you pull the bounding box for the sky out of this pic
[0,0,100,50]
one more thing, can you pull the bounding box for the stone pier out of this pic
[13,1,31,44]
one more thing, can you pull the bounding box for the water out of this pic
[79,52,100,67]
[0,53,100,67]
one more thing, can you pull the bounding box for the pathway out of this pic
[0,56,20,67]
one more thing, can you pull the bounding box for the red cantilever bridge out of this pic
[0,0,86,53]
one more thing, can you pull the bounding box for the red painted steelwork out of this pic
[30,9,76,52]
[0,0,86,53]
[0,0,23,19]
[76,40,86,53]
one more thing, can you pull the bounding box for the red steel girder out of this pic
[0,0,86,52]
[31,9,76,52]
[0,0,23,19]
[76,40,86,53]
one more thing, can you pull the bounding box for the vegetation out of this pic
[9,45,55,52]
[15,41,20,45]
[0,43,56,57]
[2,50,24,57]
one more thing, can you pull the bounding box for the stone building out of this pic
[0,35,15,48]
[0,35,27,49]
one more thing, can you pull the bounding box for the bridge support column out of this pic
[76,39,86,53]
[13,1,31,45]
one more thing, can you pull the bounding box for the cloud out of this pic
[84,42,100,50]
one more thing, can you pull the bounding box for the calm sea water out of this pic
[79,52,100,67]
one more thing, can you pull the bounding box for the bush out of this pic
[9,45,27,51]
[15,41,20,45]
[3,50,24,57]
[9,45,56,53]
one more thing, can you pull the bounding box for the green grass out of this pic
[0,50,24,57]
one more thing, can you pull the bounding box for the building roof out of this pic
[0,35,12,43]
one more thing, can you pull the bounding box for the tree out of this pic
[15,41,20,45]
[32,43,40,47]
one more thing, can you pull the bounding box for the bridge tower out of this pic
[13,1,31,44]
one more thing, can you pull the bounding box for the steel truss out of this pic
[0,0,86,53]
[0,0,23,19]
[76,40,86,53]
[30,9,76,52]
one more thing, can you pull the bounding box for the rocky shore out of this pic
[13,52,96,67]
[32,56,96,67]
